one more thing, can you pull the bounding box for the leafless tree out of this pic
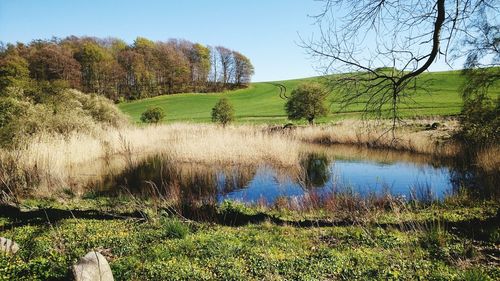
[302,0,499,132]
[215,46,234,85]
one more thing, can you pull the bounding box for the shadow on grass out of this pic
[0,204,145,229]
[1,203,498,243]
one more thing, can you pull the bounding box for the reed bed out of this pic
[291,119,461,156]
[0,119,486,199]
[0,123,300,197]
[476,146,500,173]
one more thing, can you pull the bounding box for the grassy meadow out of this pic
[118,70,495,124]
[1,203,499,280]
[1,70,499,280]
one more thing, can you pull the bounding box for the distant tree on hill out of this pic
[233,51,254,86]
[140,106,165,124]
[0,52,30,93]
[211,97,235,126]
[215,46,234,87]
[285,82,328,125]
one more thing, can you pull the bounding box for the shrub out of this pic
[62,90,127,127]
[460,95,499,146]
[285,82,328,125]
[211,97,235,126]
[0,97,31,146]
[162,219,189,239]
[0,89,127,147]
[140,107,165,124]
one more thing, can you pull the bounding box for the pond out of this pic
[94,144,497,206]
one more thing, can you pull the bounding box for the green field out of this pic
[118,70,499,124]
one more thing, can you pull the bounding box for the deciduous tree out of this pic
[285,82,328,125]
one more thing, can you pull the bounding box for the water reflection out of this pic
[299,153,331,189]
[92,145,498,206]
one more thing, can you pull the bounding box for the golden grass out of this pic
[2,119,486,199]
[476,146,500,173]
[290,119,461,156]
[0,123,300,196]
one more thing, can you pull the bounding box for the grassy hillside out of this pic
[118,70,499,124]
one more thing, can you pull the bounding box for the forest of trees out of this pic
[0,36,254,101]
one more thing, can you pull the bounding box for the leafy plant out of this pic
[140,106,165,124]
[162,219,190,239]
[285,82,328,125]
[211,97,234,126]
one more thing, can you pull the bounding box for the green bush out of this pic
[0,89,127,147]
[162,219,190,239]
[0,97,31,146]
[62,89,127,127]
[211,97,234,126]
[460,95,499,146]
[140,106,165,123]
[285,82,328,125]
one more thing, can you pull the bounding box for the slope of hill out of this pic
[118,70,499,124]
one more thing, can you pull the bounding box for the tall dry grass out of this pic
[476,146,500,173]
[0,123,300,197]
[290,119,460,156]
[1,119,482,199]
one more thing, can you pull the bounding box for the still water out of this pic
[97,144,495,205]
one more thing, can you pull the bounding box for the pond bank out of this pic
[0,195,498,280]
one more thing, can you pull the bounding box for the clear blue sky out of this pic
[0,0,457,82]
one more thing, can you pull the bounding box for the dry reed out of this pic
[290,119,460,156]
[0,123,300,196]
[476,146,500,173]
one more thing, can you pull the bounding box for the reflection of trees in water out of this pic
[448,155,499,200]
[298,153,331,189]
[97,155,259,205]
[93,147,498,212]
[217,166,257,195]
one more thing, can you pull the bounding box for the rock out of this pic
[0,237,19,255]
[72,251,114,281]
[430,122,440,130]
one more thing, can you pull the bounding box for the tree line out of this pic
[0,36,254,101]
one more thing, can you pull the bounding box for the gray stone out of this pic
[0,237,19,255]
[72,251,114,281]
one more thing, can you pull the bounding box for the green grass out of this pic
[1,207,498,280]
[118,70,500,124]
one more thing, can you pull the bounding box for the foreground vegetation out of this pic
[0,119,497,280]
[0,194,498,280]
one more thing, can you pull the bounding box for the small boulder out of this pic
[0,237,19,255]
[72,251,114,281]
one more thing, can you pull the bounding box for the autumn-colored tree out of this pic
[0,52,31,93]
[74,41,107,94]
[155,42,190,94]
[0,36,253,100]
[28,43,81,88]
[187,43,211,91]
